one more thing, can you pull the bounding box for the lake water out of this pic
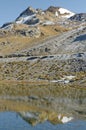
[0,112,86,130]
[0,83,86,130]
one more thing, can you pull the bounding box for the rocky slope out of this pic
[69,13,86,22]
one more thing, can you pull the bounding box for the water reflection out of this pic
[0,83,86,128]
[18,111,73,126]
[0,112,86,130]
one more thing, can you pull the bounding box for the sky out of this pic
[0,0,86,26]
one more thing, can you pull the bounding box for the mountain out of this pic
[1,6,75,28]
[0,6,86,83]
[15,6,75,25]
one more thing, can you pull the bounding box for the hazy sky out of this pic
[0,0,86,26]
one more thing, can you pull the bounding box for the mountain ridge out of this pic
[1,6,75,28]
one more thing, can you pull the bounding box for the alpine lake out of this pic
[0,81,86,130]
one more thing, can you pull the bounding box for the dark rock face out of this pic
[1,22,13,28]
[24,18,39,25]
[46,6,60,13]
[16,28,40,37]
[70,13,86,21]
[15,6,40,25]
[73,34,86,42]
[17,6,36,18]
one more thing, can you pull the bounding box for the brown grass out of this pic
[0,25,69,56]
[0,99,52,112]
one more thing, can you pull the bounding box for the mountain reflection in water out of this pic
[0,112,86,130]
[0,83,86,129]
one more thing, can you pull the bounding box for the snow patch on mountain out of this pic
[16,14,36,24]
[59,8,75,18]
[42,20,55,25]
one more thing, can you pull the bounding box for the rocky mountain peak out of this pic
[46,6,60,13]
[0,6,80,29]
[46,6,75,18]
[19,6,36,17]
